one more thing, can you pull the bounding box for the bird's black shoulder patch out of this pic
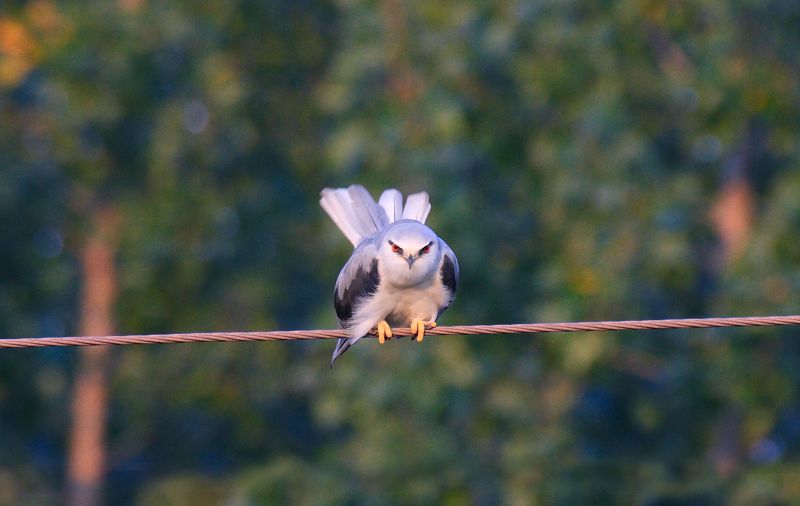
[441,254,457,294]
[334,258,380,323]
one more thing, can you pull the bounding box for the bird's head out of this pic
[379,220,441,287]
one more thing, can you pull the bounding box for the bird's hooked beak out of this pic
[405,254,416,269]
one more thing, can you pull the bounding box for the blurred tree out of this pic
[67,206,119,506]
[0,0,799,504]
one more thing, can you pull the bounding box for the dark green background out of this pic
[2,0,800,503]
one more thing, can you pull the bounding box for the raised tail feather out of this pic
[378,189,403,223]
[320,185,388,247]
[320,185,430,247]
[402,191,431,223]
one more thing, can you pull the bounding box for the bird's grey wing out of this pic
[438,239,459,312]
[334,242,381,323]
[331,241,381,365]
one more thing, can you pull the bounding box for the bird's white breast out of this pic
[346,263,449,339]
[382,278,449,326]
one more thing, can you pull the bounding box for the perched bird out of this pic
[320,185,459,365]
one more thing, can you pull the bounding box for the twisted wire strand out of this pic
[1,315,799,349]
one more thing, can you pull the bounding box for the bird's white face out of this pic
[379,221,441,288]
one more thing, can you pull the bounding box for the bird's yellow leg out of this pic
[410,319,437,342]
[376,320,392,344]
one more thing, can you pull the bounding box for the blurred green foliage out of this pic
[2,0,800,504]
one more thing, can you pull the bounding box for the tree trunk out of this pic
[67,206,119,506]
[710,124,762,268]
[707,128,759,477]
[382,0,419,104]
[711,171,754,266]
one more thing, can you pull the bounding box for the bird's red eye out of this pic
[419,244,431,255]
[391,242,402,254]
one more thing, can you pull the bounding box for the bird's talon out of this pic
[411,319,436,342]
[376,320,392,344]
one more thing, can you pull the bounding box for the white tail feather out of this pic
[378,189,403,223]
[320,185,389,247]
[402,191,431,223]
[347,185,388,232]
[320,189,362,246]
[321,186,433,246]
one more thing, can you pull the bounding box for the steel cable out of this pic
[1,315,798,349]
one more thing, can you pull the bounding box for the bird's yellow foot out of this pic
[372,320,392,344]
[410,319,437,342]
